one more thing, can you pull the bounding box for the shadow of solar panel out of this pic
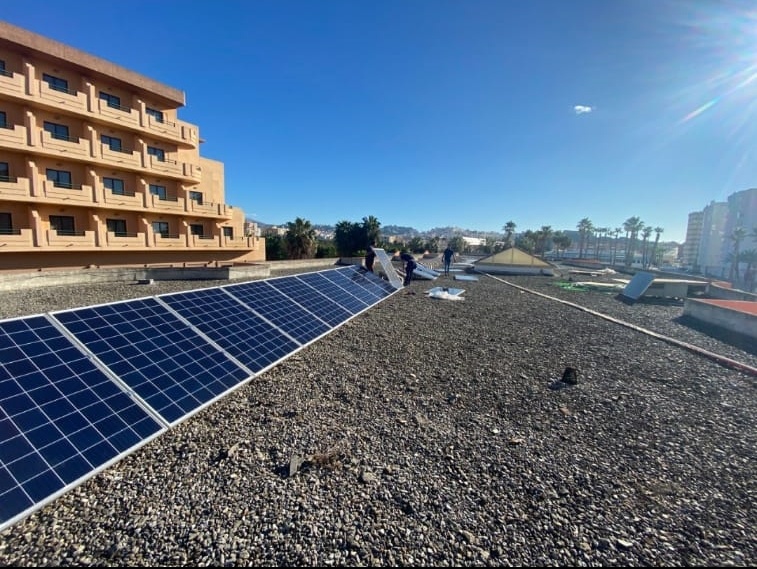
[224,280,331,345]
[158,288,300,374]
[0,315,163,531]
[52,298,250,425]
[296,270,371,315]
[265,275,354,327]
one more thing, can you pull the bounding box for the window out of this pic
[189,224,204,236]
[50,215,75,235]
[46,168,73,189]
[43,121,70,141]
[0,162,9,182]
[0,212,12,234]
[101,134,122,152]
[223,227,234,238]
[189,191,203,204]
[147,146,165,162]
[149,184,167,200]
[42,73,70,94]
[0,111,7,129]
[0,60,10,77]
[103,177,125,195]
[106,218,127,237]
[146,107,164,123]
[99,91,121,110]
[152,221,169,237]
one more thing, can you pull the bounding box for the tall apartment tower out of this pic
[682,210,703,270]
[0,21,265,270]
[697,200,728,277]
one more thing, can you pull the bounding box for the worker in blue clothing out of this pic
[441,245,456,276]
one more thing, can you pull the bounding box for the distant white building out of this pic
[462,236,486,247]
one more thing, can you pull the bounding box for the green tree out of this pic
[650,227,664,269]
[577,218,593,258]
[362,215,381,246]
[502,220,517,247]
[334,220,361,257]
[408,236,425,254]
[729,227,747,280]
[641,226,653,268]
[536,225,553,255]
[284,217,316,259]
[265,234,287,260]
[448,235,466,253]
[622,216,644,267]
[552,231,571,258]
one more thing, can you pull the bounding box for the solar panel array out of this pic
[0,265,398,531]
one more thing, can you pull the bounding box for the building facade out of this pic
[682,211,703,270]
[697,200,728,277]
[0,21,264,271]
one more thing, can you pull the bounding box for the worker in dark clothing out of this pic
[400,251,417,286]
[364,241,377,272]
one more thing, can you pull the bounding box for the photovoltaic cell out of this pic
[322,267,387,304]
[361,267,400,296]
[296,270,371,315]
[0,315,163,531]
[224,280,331,345]
[265,275,354,327]
[51,298,250,425]
[158,287,300,373]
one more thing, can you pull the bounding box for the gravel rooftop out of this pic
[0,266,754,567]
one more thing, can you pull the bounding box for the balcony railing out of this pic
[42,180,94,203]
[153,233,184,247]
[223,235,257,249]
[38,80,87,111]
[46,229,96,247]
[100,144,141,167]
[0,70,24,96]
[0,123,26,149]
[191,234,219,248]
[106,231,146,247]
[40,130,89,157]
[0,228,33,248]
[148,154,182,176]
[0,176,30,199]
[148,192,185,212]
[97,98,139,126]
[96,186,143,207]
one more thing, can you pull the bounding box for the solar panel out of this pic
[361,267,401,296]
[157,287,300,374]
[51,298,251,425]
[224,280,332,345]
[372,248,404,289]
[0,315,164,531]
[321,266,388,304]
[265,275,354,327]
[296,270,372,315]
[621,271,656,301]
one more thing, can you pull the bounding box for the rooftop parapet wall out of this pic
[0,20,185,106]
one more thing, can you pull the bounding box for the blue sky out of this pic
[5,0,757,243]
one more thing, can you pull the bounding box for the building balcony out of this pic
[99,144,141,168]
[45,229,96,247]
[0,176,31,200]
[0,70,24,96]
[39,130,89,157]
[37,80,88,112]
[0,228,34,249]
[153,233,185,247]
[191,234,220,248]
[96,98,139,127]
[0,123,27,150]
[105,231,146,247]
[41,180,94,204]
[96,186,144,208]
[182,162,202,182]
[223,235,257,249]
[148,154,183,176]
[148,193,185,212]
[186,199,222,215]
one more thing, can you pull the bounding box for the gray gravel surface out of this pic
[0,267,754,567]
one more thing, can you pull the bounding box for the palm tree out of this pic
[502,221,517,247]
[611,227,622,266]
[729,227,747,281]
[622,216,644,267]
[361,215,381,246]
[577,218,593,259]
[650,227,664,269]
[739,249,757,292]
[537,225,553,255]
[284,217,317,259]
[641,226,653,268]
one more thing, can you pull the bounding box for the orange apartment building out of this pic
[0,21,265,271]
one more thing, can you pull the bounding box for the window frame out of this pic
[149,184,167,200]
[103,177,125,195]
[43,121,71,142]
[101,134,123,152]
[106,218,128,237]
[152,221,169,237]
[42,73,71,94]
[46,168,73,189]
[49,215,76,235]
